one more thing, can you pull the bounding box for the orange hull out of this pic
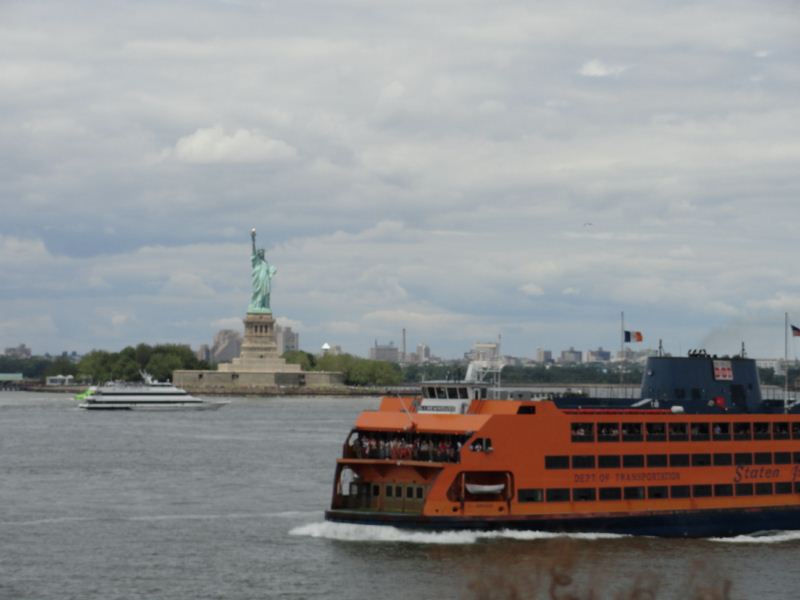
[326,396,800,536]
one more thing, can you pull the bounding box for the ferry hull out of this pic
[325,506,800,538]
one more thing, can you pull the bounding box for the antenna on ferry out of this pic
[741,341,746,358]
[658,339,663,357]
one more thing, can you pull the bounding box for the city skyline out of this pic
[2,2,799,359]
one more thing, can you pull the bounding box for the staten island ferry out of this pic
[325,351,800,537]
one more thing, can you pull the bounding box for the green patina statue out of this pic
[249,228,277,313]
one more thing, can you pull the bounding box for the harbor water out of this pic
[1,392,799,599]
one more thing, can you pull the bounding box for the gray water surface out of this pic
[1,392,798,599]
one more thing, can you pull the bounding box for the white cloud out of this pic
[520,283,545,297]
[167,126,298,164]
[578,59,630,77]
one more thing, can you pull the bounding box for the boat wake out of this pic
[289,521,626,545]
[709,530,800,544]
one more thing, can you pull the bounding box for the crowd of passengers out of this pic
[349,432,466,463]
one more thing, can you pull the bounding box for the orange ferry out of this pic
[325,351,800,537]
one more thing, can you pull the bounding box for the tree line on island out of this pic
[4,345,794,388]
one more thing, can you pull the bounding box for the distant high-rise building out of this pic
[416,343,431,363]
[196,344,211,363]
[276,325,299,354]
[211,330,242,363]
[4,344,31,359]
[560,347,583,364]
[369,340,399,362]
[535,348,553,363]
[586,347,611,362]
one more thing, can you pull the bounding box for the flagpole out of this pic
[620,311,624,386]
[786,312,790,412]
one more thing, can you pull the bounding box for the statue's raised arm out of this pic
[248,228,276,314]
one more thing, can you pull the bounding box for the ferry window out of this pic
[423,387,435,398]
[372,484,380,497]
[435,387,446,399]
[691,453,711,467]
[571,423,594,442]
[546,488,570,502]
[395,486,402,497]
[712,423,731,441]
[623,487,645,500]
[713,453,733,466]
[734,453,753,465]
[669,454,690,467]
[598,455,621,469]
[668,423,688,442]
[598,423,620,442]
[518,489,543,502]
[622,455,644,468]
[648,486,668,499]
[599,487,621,500]
[573,488,596,502]
[775,482,792,494]
[572,455,595,469]
[755,483,773,496]
[406,486,414,498]
[386,485,393,497]
[545,456,570,470]
[458,387,469,400]
[714,484,733,497]
[775,452,791,465]
[647,454,667,468]
[646,423,666,441]
[481,388,488,399]
[735,483,754,496]
[670,485,690,499]
[774,422,790,440]
[690,423,710,441]
[754,452,772,465]
[693,485,712,498]
[733,422,751,441]
[447,387,459,400]
[621,423,643,442]
[691,388,702,401]
[793,452,800,464]
[792,423,800,439]
[674,388,686,400]
[795,482,800,494]
[517,405,537,415]
[753,422,771,440]
[416,487,424,499]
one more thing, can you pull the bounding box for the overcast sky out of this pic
[2,0,799,360]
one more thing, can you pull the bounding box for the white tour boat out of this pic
[76,377,226,411]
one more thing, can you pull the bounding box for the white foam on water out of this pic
[709,530,800,544]
[289,521,626,545]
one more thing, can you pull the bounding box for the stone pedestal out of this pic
[217,313,301,373]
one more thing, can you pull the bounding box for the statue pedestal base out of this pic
[217,313,301,373]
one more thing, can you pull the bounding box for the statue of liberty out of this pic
[249,229,277,313]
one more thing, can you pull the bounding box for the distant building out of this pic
[196,344,211,363]
[369,340,399,362]
[211,329,242,363]
[586,347,612,363]
[559,347,583,364]
[535,348,553,363]
[4,344,31,359]
[46,374,75,386]
[276,325,299,354]
[416,343,431,363]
